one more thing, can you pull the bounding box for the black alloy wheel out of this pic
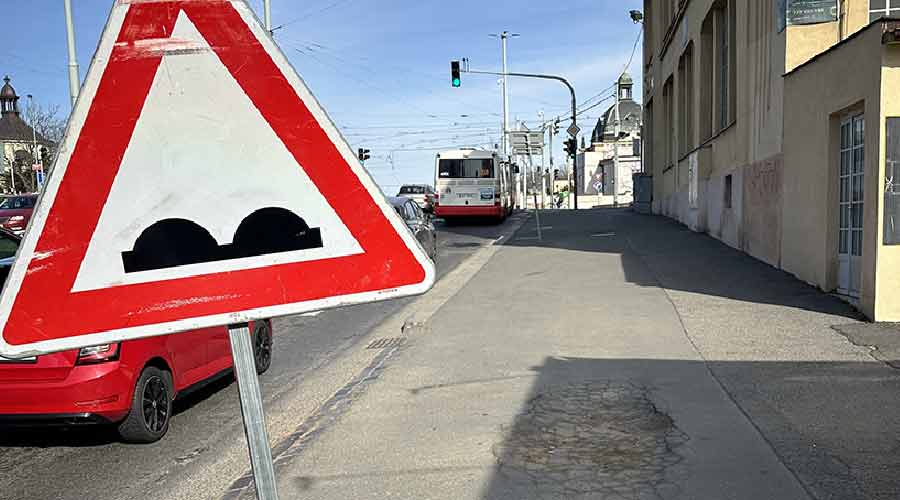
[252,320,273,375]
[142,375,169,434]
[117,366,173,443]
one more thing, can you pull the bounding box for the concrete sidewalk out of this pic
[245,209,899,499]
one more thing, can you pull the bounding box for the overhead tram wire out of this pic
[270,0,357,32]
[285,39,500,117]
[292,47,447,124]
[550,26,644,125]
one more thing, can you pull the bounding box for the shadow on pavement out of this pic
[480,356,900,500]
[501,208,863,320]
[0,425,119,448]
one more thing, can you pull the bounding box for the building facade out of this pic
[0,76,50,194]
[576,73,643,206]
[643,0,900,321]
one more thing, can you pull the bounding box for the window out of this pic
[700,12,714,140]
[701,1,736,137]
[839,115,865,256]
[403,202,419,221]
[678,43,695,156]
[870,0,900,22]
[438,159,494,179]
[0,232,18,260]
[399,185,426,195]
[717,6,728,129]
[662,77,675,166]
[724,174,733,209]
[885,118,900,244]
[0,196,35,210]
[716,1,736,130]
[644,100,653,172]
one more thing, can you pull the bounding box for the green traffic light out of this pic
[452,78,461,87]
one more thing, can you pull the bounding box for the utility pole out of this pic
[490,31,517,156]
[27,95,41,190]
[549,120,556,207]
[8,156,15,194]
[519,121,527,209]
[539,111,546,209]
[63,0,80,107]
[501,32,510,157]
[613,76,621,208]
[264,0,272,33]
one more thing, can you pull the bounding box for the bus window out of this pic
[438,159,495,178]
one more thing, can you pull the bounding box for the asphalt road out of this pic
[0,215,523,500]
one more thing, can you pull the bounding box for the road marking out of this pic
[592,232,617,238]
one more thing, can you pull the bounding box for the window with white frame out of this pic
[870,0,900,22]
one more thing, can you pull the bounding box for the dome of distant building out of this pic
[0,75,49,144]
[591,72,642,144]
[0,76,16,99]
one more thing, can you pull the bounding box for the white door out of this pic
[838,115,865,297]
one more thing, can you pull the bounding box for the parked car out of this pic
[388,196,437,260]
[397,184,436,213]
[0,194,38,235]
[0,229,274,443]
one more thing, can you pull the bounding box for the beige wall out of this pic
[785,22,840,71]
[783,25,883,319]
[876,46,900,320]
[645,0,785,260]
[644,1,900,321]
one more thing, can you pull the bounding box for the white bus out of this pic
[433,149,514,221]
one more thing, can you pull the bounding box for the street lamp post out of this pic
[63,0,80,107]
[27,95,41,191]
[489,32,518,157]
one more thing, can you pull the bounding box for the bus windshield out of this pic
[438,159,494,179]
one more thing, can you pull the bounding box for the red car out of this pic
[0,229,274,443]
[0,194,38,235]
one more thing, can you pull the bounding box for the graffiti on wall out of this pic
[742,157,784,267]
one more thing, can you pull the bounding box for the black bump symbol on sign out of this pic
[121,207,323,273]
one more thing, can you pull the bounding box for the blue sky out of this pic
[0,0,642,192]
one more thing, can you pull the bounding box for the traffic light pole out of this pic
[462,69,578,209]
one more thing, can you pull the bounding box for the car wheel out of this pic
[117,366,173,443]
[252,320,273,375]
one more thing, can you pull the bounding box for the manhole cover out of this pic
[366,337,406,350]
[492,381,687,497]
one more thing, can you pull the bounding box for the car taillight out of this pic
[76,343,121,365]
[2,215,24,227]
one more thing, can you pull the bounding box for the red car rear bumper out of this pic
[0,361,134,423]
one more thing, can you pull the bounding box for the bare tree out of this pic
[0,102,68,193]
[26,102,66,145]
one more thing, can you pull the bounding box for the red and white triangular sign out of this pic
[0,0,435,357]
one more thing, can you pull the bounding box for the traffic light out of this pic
[450,60,461,88]
[563,138,577,158]
[357,148,370,162]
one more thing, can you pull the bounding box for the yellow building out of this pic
[643,0,900,321]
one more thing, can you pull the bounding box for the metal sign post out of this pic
[228,323,279,500]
